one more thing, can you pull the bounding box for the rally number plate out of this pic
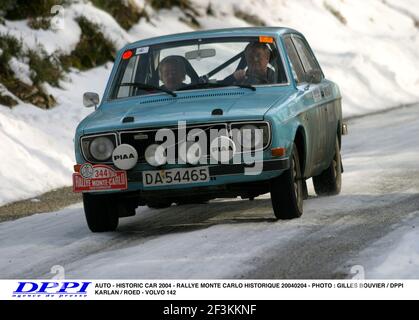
[73,164,127,192]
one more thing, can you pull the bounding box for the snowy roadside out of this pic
[0,64,111,205]
[335,103,419,279]
[0,186,80,223]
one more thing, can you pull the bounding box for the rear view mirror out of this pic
[185,48,216,60]
[83,92,99,108]
[304,70,323,84]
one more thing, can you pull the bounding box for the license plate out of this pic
[142,166,210,187]
[73,164,128,192]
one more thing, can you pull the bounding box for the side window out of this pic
[284,37,305,84]
[292,37,322,75]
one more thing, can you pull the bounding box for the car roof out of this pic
[124,27,302,50]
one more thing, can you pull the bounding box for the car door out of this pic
[283,35,325,176]
[292,36,339,169]
[291,35,332,172]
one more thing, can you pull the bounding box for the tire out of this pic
[270,143,304,219]
[83,193,119,232]
[313,136,342,196]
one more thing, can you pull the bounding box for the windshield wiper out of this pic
[119,82,177,97]
[178,82,256,91]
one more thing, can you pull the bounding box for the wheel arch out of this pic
[293,126,307,177]
[337,120,342,150]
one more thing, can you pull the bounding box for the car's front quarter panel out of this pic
[265,108,300,157]
[264,87,314,170]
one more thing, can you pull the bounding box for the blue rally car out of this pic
[73,27,344,232]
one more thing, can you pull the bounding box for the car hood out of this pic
[81,88,292,134]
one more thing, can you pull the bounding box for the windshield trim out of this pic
[106,36,291,102]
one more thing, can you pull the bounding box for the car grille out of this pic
[119,123,228,163]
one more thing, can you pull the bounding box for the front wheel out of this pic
[270,143,303,219]
[313,137,342,196]
[83,193,119,232]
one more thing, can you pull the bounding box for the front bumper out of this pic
[126,158,290,191]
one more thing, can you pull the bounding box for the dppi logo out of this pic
[13,281,91,298]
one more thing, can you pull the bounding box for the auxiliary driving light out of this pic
[179,141,203,165]
[210,136,236,163]
[145,144,167,166]
[240,124,263,150]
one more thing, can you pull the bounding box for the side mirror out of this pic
[83,92,100,108]
[342,123,348,136]
[304,69,323,84]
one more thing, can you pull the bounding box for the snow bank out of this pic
[0,64,112,204]
[1,0,419,204]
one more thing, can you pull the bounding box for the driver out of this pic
[159,56,187,91]
[223,42,275,85]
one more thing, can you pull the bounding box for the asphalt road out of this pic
[0,104,418,279]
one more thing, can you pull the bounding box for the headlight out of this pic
[89,136,115,161]
[230,122,270,151]
[81,134,117,163]
[145,144,167,166]
[240,124,263,150]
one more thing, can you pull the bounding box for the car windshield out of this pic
[109,36,288,100]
